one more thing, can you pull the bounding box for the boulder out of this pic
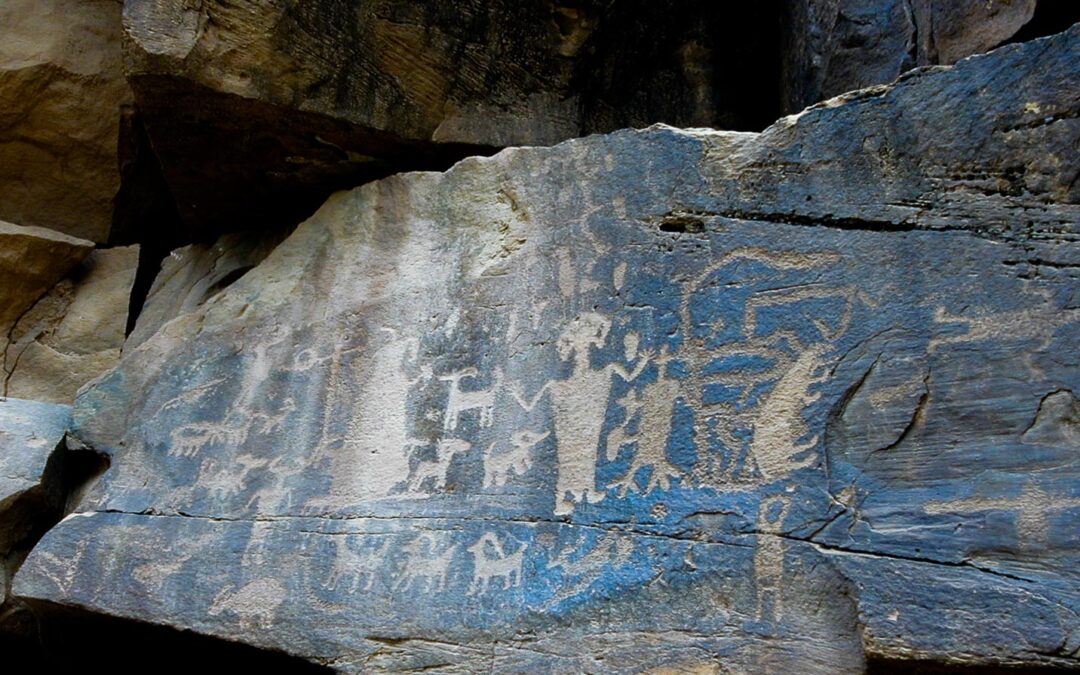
[119,0,784,239]
[780,0,1048,112]
[15,27,1080,672]
[0,398,69,603]
[0,0,132,242]
[4,246,139,404]
[0,221,94,332]
[128,231,286,350]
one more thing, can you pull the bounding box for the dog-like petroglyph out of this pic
[484,429,548,488]
[467,532,526,594]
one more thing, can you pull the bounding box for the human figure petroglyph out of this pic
[393,535,458,592]
[467,532,526,594]
[324,539,390,593]
[607,345,684,496]
[484,430,548,488]
[407,438,472,492]
[511,316,653,515]
[209,577,287,630]
[755,493,791,621]
[439,367,503,431]
[332,328,433,500]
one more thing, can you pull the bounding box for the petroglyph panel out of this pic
[17,28,1080,672]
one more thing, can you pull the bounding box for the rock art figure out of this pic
[608,345,683,495]
[393,536,458,592]
[324,539,390,593]
[208,577,287,630]
[484,429,549,488]
[408,438,472,492]
[467,532,526,594]
[439,367,503,430]
[514,316,652,515]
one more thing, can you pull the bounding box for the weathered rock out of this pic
[0,398,68,600]
[4,246,139,404]
[780,0,1055,112]
[128,232,286,350]
[0,221,94,332]
[15,27,1080,672]
[120,1,784,239]
[0,0,132,242]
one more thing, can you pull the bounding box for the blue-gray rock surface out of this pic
[14,26,1080,672]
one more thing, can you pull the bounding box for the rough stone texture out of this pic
[120,0,783,239]
[781,0,1043,112]
[0,398,69,601]
[128,232,286,350]
[0,0,132,243]
[15,27,1080,672]
[0,221,94,333]
[4,246,140,404]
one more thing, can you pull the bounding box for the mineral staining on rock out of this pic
[15,25,1080,673]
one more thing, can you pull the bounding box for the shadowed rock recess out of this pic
[9,25,1078,672]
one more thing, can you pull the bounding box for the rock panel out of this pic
[4,246,139,404]
[15,27,1080,672]
[0,221,94,332]
[0,0,132,242]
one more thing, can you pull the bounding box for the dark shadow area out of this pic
[578,0,783,133]
[1006,1,1080,45]
[1,600,333,674]
[868,658,1078,673]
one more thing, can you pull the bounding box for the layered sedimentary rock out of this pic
[0,0,131,242]
[119,0,784,238]
[15,27,1080,672]
[3,246,140,404]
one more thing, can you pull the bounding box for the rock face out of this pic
[3,246,140,404]
[15,27,1079,672]
[119,1,785,239]
[0,222,94,333]
[0,398,69,603]
[780,0,1045,112]
[0,0,132,242]
[128,232,286,350]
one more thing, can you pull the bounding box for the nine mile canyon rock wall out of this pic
[7,23,1078,672]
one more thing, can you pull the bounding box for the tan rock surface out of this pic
[0,221,94,332]
[4,246,139,404]
[0,0,132,242]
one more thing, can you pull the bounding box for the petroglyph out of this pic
[484,430,548,488]
[324,539,390,593]
[333,329,433,501]
[408,438,472,492]
[209,577,287,630]
[467,532,525,594]
[607,346,683,496]
[545,532,636,607]
[169,420,248,456]
[755,494,791,621]
[439,367,503,431]
[925,484,1080,549]
[393,535,458,592]
[512,316,653,514]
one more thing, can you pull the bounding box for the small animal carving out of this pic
[393,536,458,592]
[439,367,502,430]
[467,532,525,594]
[408,438,472,492]
[484,430,548,487]
[323,539,389,593]
[208,577,287,630]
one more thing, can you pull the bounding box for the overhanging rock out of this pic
[15,27,1080,672]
